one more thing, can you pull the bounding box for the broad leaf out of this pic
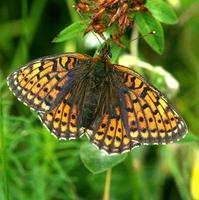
[177,132,199,144]
[135,12,164,54]
[52,21,87,43]
[145,0,178,24]
[80,143,127,174]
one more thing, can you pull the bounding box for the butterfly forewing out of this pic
[7,53,92,112]
[114,64,188,145]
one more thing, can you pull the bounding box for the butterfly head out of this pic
[98,43,112,61]
[92,42,113,78]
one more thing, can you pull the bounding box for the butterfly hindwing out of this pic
[114,64,187,145]
[87,106,140,154]
[7,53,92,112]
[37,66,90,139]
[38,92,83,139]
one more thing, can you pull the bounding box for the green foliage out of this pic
[54,0,178,54]
[177,132,199,144]
[135,12,164,54]
[145,0,178,24]
[0,0,199,200]
[53,21,87,43]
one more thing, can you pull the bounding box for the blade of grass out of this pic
[65,1,80,22]
[11,0,48,68]
[0,84,9,200]
[161,147,191,200]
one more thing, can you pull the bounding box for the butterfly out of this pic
[7,44,187,154]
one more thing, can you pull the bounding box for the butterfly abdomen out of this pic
[81,60,107,128]
[81,87,100,128]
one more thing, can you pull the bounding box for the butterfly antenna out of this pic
[131,30,156,42]
[73,4,103,46]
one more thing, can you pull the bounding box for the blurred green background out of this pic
[0,0,199,200]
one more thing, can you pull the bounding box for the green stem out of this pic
[130,25,139,57]
[0,86,9,200]
[103,168,112,200]
[65,0,80,22]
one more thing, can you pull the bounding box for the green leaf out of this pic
[177,132,199,144]
[52,21,87,43]
[135,12,164,54]
[80,143,127,174]
[110,35,128,63]
[145,0,178,24]
[111,42,123,63]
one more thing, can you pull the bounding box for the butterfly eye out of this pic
[98,43,112,59]
[107,51,112,59]
[105,44,112,59]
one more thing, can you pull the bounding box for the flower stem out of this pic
[130,25,139,57]
[103,168,112,200]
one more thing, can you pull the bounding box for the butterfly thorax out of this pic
[80,58,111,128]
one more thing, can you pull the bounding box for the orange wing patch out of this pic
[7,54,92,112]
[38,93,81,139]
[114,64,187,145]
[87,107,140,154]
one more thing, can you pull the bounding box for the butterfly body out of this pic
[73,53,114,129]
[7,45,188,154]
[80,74,105,128]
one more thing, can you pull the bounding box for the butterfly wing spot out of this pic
[104,118,117,146]
[17,67,32,83]
[130,130,139,138]
[67,58,75,70]
[53,103,63,129]
[167,111,177,127]
[30,77,49,99]
[151,131,158,138]
[93,114,109,141]
[14,80,18,86]
[61,104,70,133]
[159,98,168,109]
[144,107,156,131]
[123,136,130,146]
[113,112,123,148]
[69,105,78,133]
[60,56,69,68]
[95,131,104,141]
[141,131,149,139]
[19,68,41,88]
[46,112,53,121]
[38,61,55,77]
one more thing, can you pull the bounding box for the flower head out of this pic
[76,0,147,47]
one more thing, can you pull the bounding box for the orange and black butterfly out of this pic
[7,44,187,154]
